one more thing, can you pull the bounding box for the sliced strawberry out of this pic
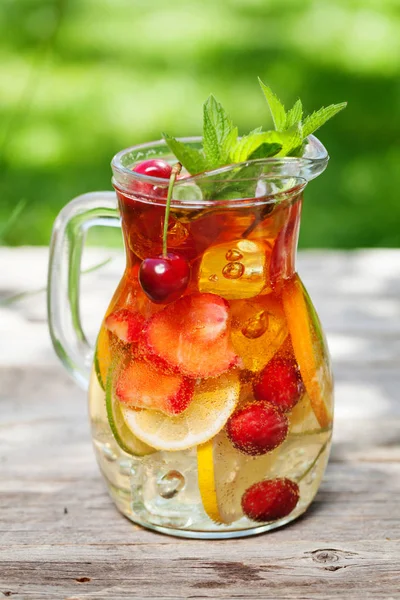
[105,309,145,344]
[116,360,194,416]
[144,293,239,378]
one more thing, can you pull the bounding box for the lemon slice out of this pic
[282,275,332,428]
[198,431,277,524]
[121,371,240,452]
[198,428,332,524]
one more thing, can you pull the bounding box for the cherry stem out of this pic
[162,162,182,258]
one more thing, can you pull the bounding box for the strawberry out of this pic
[253,355,304,412]
[116,360,194,416]
[226,402,288,455]
[144,293,239,378]
[241,478,299,522]
[105,309,145,344]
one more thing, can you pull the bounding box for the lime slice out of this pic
[105,370,155,457]
[94,325,112,391]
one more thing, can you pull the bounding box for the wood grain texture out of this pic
[0,248,399,600]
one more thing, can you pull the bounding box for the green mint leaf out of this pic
[248,126,263,134]
[302,102,347,138]
[248,142,282,160]
[285,99,303,129]
[258,78,286,131]
[230,131,283,163]
[278,123,304,156]
[162,134,208,175]
[203,95,237,167]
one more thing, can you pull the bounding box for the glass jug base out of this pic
[93,432,330,540]
[108,482,309,539]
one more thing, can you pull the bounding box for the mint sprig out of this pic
[258,80,287,131]
[162,79,346,176]
[302,103,348,138]
[202,95,238,168]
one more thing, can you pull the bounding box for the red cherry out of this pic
[253,355,305,412]
[241,478,299,522]
[138,252,190,304]
[131,159,172,197]
[226,402,288,456]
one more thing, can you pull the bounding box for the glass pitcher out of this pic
[47,136,334,539]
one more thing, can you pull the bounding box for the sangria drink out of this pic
[89,149,333,536]
[49,81,344,537]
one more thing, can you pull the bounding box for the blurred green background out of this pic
[1,0,399,248]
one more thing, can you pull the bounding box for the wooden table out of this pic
[1,247,399,600]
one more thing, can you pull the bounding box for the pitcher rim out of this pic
[111,135,328,208]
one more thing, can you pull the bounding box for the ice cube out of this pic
[230,295,288,371]
[198,239,271,299]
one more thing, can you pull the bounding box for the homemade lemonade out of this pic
[89,180,333,534]
[48,79,344,537]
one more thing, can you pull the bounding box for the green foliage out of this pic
[258,79,287,131]
[0,0,399,248]
[202,95,238,168]
[302,103,348,138]
[162,135,208,175]
[285,100,303,130]
[165,81,345,174]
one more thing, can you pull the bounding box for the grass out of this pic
[0,0,399,248]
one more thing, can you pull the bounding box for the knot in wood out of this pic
[312,549,340,564]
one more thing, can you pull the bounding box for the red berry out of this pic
[253,355,304,412]
[131,159,172,197]
[241,478,299,522]
[133,159,172,179]
[138,252,190,304]
[226,402,288,456]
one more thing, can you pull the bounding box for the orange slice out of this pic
[282,275,332,428]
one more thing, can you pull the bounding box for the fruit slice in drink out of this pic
[282,274,332,428]
[94,325,112,390]
[116,360,195,416]
[119,371,240,451]
[230,295,288,372]
[105,370,155,457]
[198,239,270,299]
[197,428,331,524]
[144,292,239,378]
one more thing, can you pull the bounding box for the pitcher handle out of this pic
[47,191,120,390]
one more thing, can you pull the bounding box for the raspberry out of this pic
[226,402,288,456]
[253,355,304,412]
[241,478,299,522]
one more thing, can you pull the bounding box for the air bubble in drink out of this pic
[222,262,245,279]
[157,470,185,499]
[226,248,243,262]
[241,310,269,339]
[209,274,219,282]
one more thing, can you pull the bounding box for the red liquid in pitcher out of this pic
[89,183,333,531]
